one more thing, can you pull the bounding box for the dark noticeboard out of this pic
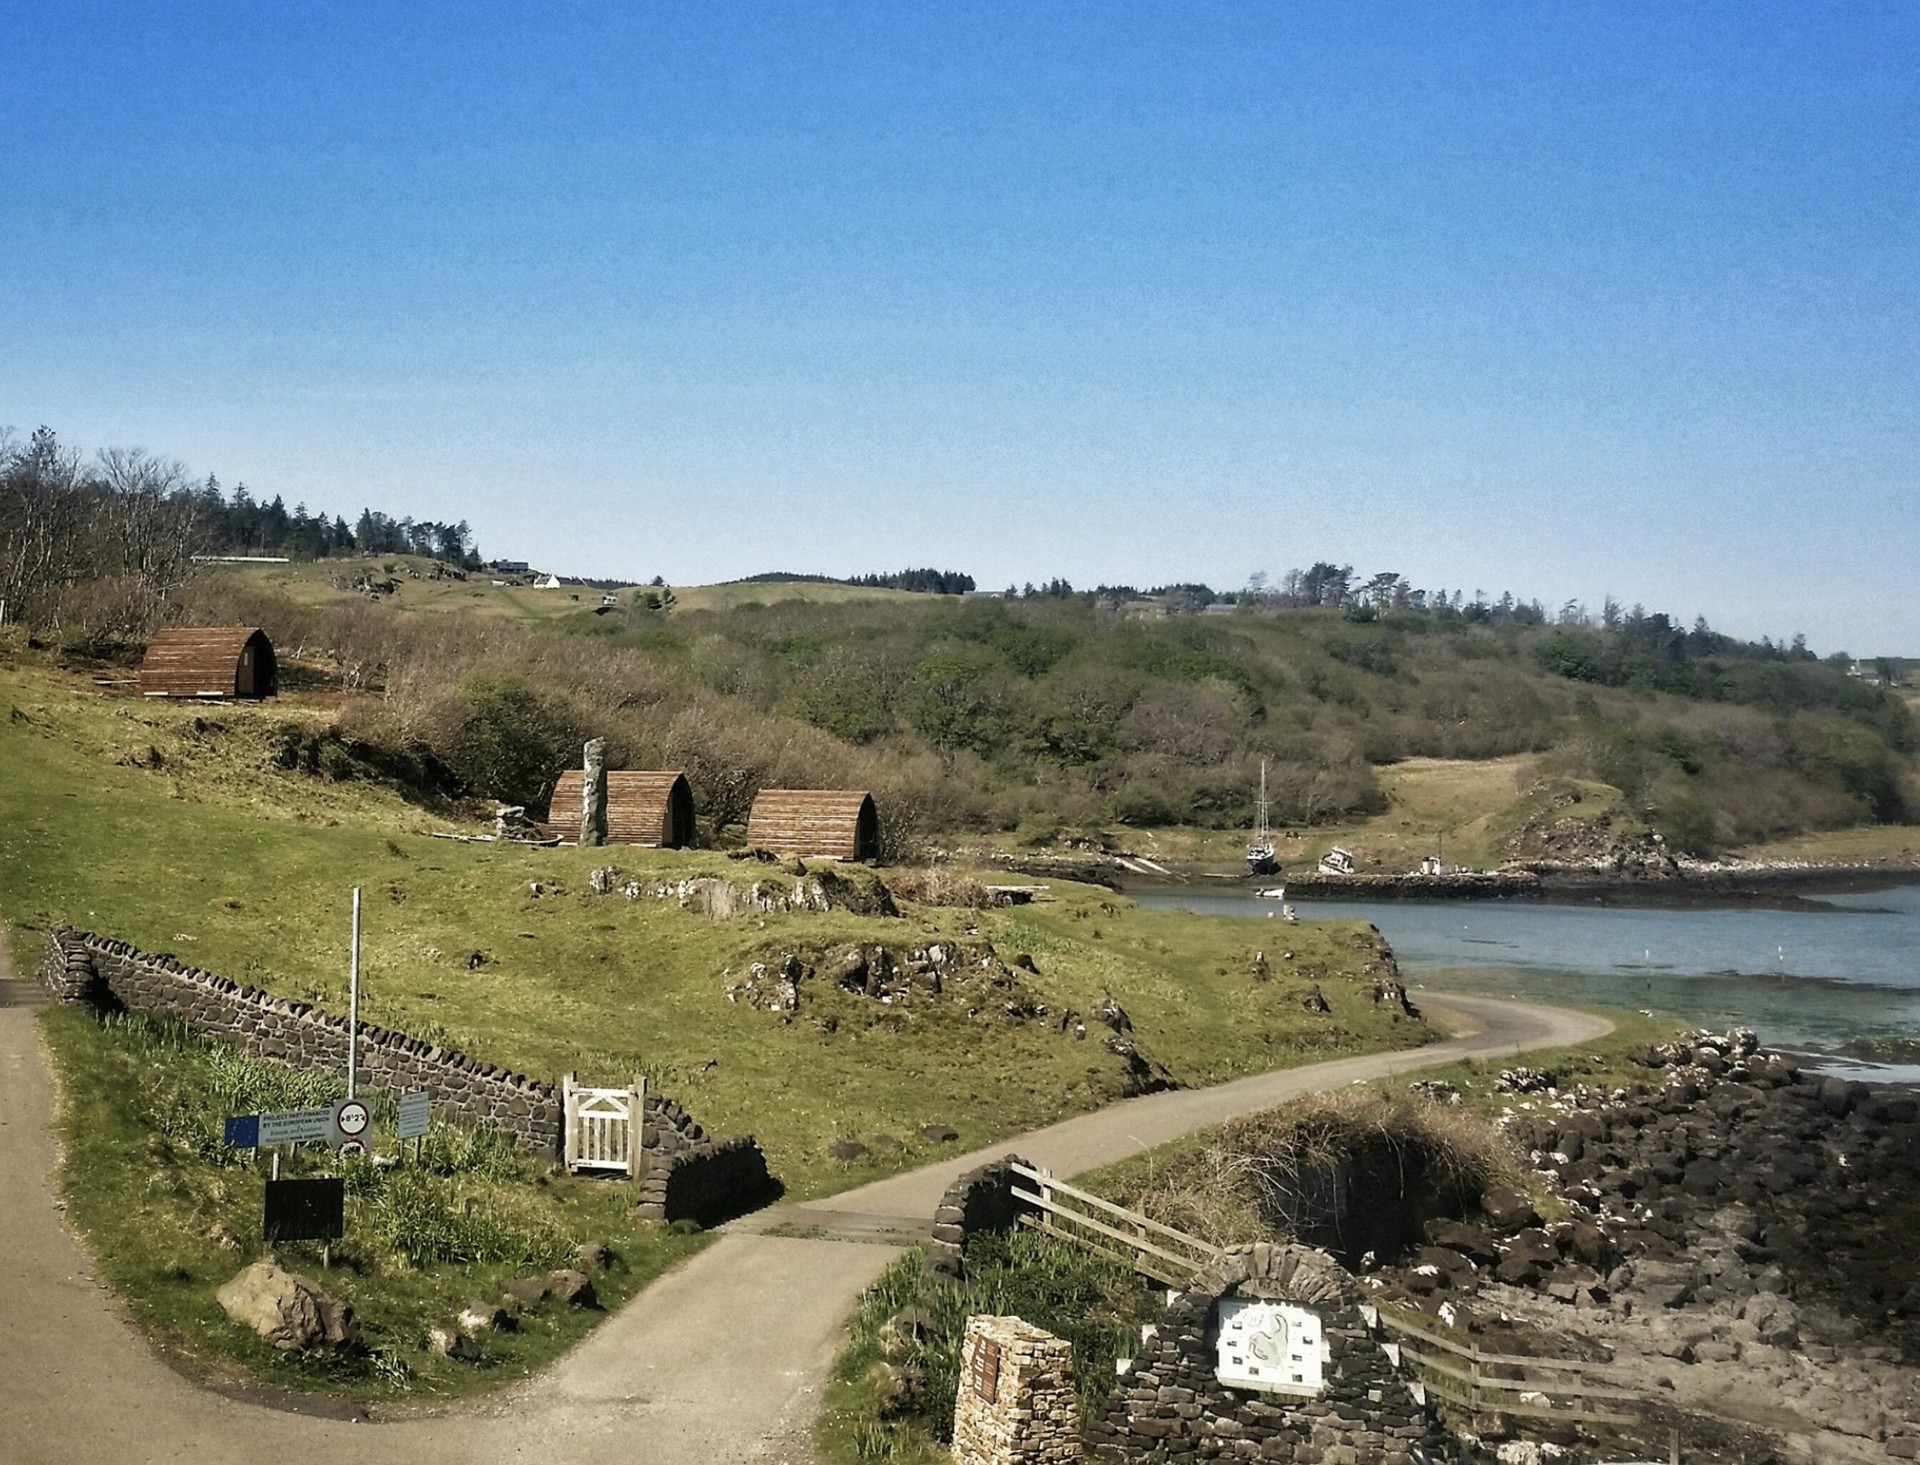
[970,1337,1001,1403]
[263,1178,345,1243]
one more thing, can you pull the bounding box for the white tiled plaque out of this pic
[1214,1298,1325,1395]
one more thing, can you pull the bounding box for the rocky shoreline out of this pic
[1106,858,1920,907]
[1367,1030,1919,1463]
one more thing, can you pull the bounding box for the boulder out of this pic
[426,1325,480,1360]
[216,1261,361,1352]
[458,1301,511,1334]
[1481,1188,1541,1232]
[573,1241,613,1272]
[918,1123,959,1144]
[545,1268,599,1309]
[827,1139,868,1162]
[505,1275,553,1308]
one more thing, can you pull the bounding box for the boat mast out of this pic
[1254,758,1271,848]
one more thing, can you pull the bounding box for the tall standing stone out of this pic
[952,1316,1079,1465]
[580,738,608,848]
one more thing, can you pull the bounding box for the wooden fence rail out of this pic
[1373,1303,1644,1427]
[1009,1161,1225,1287]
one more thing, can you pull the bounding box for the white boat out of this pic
[1246,759,1280,876]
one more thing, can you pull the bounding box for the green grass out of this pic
[37,1004,706,1400]
[194,558,921,624]
[0,660,1431,1203]
[818,1232,1155,1464]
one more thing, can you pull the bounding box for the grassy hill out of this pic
[0,658,1426,1200]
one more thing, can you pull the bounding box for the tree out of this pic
[0,427,89,627]
[92,445,204,602]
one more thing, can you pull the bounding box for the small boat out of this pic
[1317,845,1357,876]
[1247,759,1280,876]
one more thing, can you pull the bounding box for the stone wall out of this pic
[925,1154,1038,1279]
[952,1316,1081,1465]
[39,926,774,1224]
[1086,1244,1453,1464]
[634,1135,780,1226]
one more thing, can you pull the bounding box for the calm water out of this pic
[1134,882,1920,1075]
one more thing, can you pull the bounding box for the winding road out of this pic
[0,925,1610,1465]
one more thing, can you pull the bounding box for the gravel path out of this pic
[0,927,1609,1465]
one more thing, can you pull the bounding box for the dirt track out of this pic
[0,926,1609,1465]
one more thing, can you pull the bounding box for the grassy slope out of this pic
[199,558,920,623]
[0,661,1426,1204]
[39,1004,705,1401]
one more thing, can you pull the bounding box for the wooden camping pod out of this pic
[138,627,277,699]
[745,789,879,860]
[551,769,696,847]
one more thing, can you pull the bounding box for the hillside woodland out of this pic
[4,427,1915,859]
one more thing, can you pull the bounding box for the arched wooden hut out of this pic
[138,627,277,699]
[551,770,696,848]
[745,789,879,861]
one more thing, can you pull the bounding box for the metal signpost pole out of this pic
[347,886,361,1101]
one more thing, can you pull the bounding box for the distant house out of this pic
[139,627,277,699]
[745,789,879,861]
[490,560,530,574]
[550,770,696,847]
[536,573,563,589]
[1200,602,1239,616]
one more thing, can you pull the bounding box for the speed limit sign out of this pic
[331,1098,372,1148]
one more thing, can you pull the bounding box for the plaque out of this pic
[1215,1298,1325,1395]
[970,1337,1001,1402]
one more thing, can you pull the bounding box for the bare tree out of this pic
[0,427,89,628]
[94,446,206,600]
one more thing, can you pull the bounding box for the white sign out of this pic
[258,1107,336,1146]
[331,1098,372,1147]
[397,1090,431,1141]
[1215,1298,1326,1396]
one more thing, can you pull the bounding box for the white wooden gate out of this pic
[562,1073,646,1177]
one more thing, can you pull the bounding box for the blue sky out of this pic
[3,3,1916,651]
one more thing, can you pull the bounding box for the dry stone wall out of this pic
[925,1154,1038,1279]
[1087,1244,1454,1464]
[39,927,772,1223]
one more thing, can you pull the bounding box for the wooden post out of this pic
[628,1075,646,1180]
[562,1071,578,1171]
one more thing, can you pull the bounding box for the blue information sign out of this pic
[224,1115,261,1150]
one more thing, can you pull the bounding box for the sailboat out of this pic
[1246,759,1280,876]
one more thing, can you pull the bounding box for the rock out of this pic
[216,1261,361,1352]
[919,1123,959,1143]
[426,1325,480,1360]
[458,1301,510,1334]
[1300,986,1331,1013]
[867,1133,903,1152]
[505,1275,552,1308]
[1472,1409,1515,1442]
[827,1139,868,1161]
[545,1269,598,1309]
[1496,1066,1556,1094]
[1481,1188,1541,1232]
[573,1241,613,1272]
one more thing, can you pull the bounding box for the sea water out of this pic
[1134,882,1920,1079]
